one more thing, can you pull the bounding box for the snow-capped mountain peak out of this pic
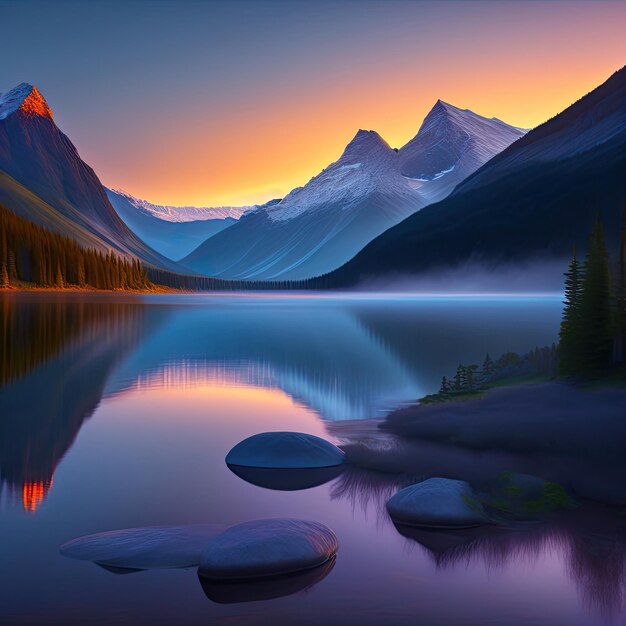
[182,103,526,281]
[107,188,253,223]
[265,128,407,223]
[398,99,527,183]
[342,129,392,158]
[0,83,53,121]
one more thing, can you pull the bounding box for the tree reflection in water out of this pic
[0,295,147,511]
[330,465,626,619]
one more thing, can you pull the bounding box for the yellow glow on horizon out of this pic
[80,1,624,209]
[107,60,622,208]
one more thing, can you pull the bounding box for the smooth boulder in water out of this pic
[226,432,345,469]
[386,478,489,528]
[198,518,339,580]
[60,524,222,570]
[228,465,344,491]
[199,557,336,604]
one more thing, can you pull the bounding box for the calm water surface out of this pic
[0,292,624,625]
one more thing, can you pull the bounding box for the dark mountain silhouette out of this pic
[317,66,626,287]
[0,83,180,271]
[181,106,523,281]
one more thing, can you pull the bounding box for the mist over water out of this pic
[1,292,624,625]
[357,258,569,294]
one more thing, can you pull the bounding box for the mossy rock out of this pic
[485,472,577,518]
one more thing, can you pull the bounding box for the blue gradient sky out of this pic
[2,0,625,205]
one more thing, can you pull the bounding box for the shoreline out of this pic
[331,381,626,507]
[0,284,187,295]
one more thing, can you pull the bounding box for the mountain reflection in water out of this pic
[0,295,149,511]
[5,293,621,625]
[0,293,561,511]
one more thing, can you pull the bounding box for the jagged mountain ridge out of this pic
[107,188,252,222]
[106,188,283,260]
[105,188,239,260]
[398,100,526,201]
[181,106,525,280]
[318,66,626,288]
[0,83,180,271]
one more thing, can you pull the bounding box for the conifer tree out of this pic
[1,263,8,288]
[558,250,584,376]
[77,255,86,287]
[466,364,478,390]
[55,263,64,288]
[7,250,17,282]
[439,376,450,395]
[453,365,464,392]
[481,354,495,380]
[577,217,613,377]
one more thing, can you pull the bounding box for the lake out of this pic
[1,292,623,625]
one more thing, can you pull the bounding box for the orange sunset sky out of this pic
[3,0,626,207]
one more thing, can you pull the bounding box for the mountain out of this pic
[105,188,241,260]
[181,108,524,281]
[105,189,251,222]
[398,100,526,202]
[318,66,626,288]
[0,83,180,270]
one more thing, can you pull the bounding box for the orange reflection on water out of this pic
[22,477,54,513]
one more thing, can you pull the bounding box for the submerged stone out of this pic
[198,518,339,580]
[226,432,345,469]
[386,477,489,528]
[228,464,344,491]
[199,557,336,604]
[60,524,222,570]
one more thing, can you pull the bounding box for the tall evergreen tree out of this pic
[453,365,464,392]
[1,263,8,288]
[481,354,495,380]
[77,255,86,288]
[559,250,584,376]
[466,364,478,390]
[55,263,64,288]
[439,376,450,395]
[578,218,613,377]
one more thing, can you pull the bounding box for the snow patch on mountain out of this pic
[0,83,53,121]
[266,130,416,223]
[182,104,526,281]
[399,100,527,182]
[107,188,253,223]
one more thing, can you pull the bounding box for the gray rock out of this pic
[60,524,222,570]
[226,432,345,469]
[198,518,339,580]
[386,477,489,528]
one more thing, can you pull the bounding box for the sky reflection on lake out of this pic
[1,292,624,625]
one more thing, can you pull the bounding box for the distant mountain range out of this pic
[106,189,252,223]
[318,66,626,288]
[105,188,243,260]
[181,102,524,280]
[1,67,623,290]
[0,83,180,271]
